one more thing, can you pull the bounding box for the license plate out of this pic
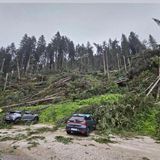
[71,128,78,131]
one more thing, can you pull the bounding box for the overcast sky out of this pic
[0,3,160,47]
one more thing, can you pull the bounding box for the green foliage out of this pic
[39,94,121,124]
[93,137,115,144]
[55,136,72,144]
[76,94,121,106]
[39,102,80,124]
[76,93,158,137]
[0,113,12,129]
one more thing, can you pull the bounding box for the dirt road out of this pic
[0,124,159,160]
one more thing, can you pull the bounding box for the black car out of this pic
[66,114,96,136]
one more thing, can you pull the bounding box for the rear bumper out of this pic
[66,126,87,134]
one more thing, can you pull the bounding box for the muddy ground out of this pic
[0,124,160,160]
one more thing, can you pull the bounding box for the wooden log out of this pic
[144,76,159,92]
[1,96,62,110]
[146,76,160,96]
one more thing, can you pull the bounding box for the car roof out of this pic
[9,110,22,113]
[24,111,32,114]
[73,114,92,117]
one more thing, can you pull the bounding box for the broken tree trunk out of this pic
[144,78,158,93]
[1,58,5,73]
[128,58,131,70]
[123,55,127,73]
[1,96,62,110]
[106,51,110,80]
[16,58,21,80]
[146,76,160,96]
[102,51,107,76]
[3,73,9,91]
[116,53,120,72]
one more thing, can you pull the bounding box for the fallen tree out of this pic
[1,96,62,110]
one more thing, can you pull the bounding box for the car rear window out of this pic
[69,116,85,122]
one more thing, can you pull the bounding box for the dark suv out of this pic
[66,114,96,136]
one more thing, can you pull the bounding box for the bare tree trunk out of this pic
[1,58,5,73]
[80,56,83,72]
[123,55,127,73]
[105,51,110,79]
[16,59,21,80]
[4,73,9,91]
[55,51,58,72]
[102,52,107,76]
[157,56,160,99]
[26,55,31,74]
[128,57,131,70]
[116,53,120,72]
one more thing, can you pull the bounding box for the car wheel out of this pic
[66,131,71,135]
[33,117,39,124]
[84,128,90,136]
[14,117,21,124]
[93,124,96,130]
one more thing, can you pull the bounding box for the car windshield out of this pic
[69,116,85,122]
[9,111,21,114]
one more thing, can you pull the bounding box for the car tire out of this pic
[33,117,39,124]
[93,124,96,130]
[84,128,90,136]
[14,117,21,124]
[66,131,71,135]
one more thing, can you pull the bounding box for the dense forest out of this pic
[0,29,159,140]
[0,31,158,79]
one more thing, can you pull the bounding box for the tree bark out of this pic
[116,53,120,72]
[105,51,110,79]
[16,59,21,80]
[1,96,62,110]
[26,55,31,74]
[1,58,5,73]
[102,52,107,76]
[128,57,131,70]
[147,76,160,96]
[3,73,9,91]
[123,55,127,73]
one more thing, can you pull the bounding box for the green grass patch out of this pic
[39,93,121,124]
[55,136,73,144]
[134,107,159,136]
[93,137,115,144]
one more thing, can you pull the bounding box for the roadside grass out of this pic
[93,137,116,144]
[0,134,27,142]
[27,135,45,141]
[55,136,73,144]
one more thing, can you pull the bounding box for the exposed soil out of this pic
[0,124,160,160]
